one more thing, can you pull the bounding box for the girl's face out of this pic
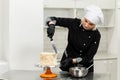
[82,18,96,30]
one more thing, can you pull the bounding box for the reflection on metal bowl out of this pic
[69,66,88,77]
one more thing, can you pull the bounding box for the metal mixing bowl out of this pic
[69,66,88,77]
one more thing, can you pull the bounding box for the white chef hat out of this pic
[84,5,104,25]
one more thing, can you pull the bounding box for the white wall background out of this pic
[1,0,43,70]
[0,0,3,59]
[2,0,9,61]
[117,0,120,79]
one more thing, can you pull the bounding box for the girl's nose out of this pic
[85,23,88,27]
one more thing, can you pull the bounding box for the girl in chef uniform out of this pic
[46,5,104,72]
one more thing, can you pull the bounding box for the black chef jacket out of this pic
[52,17,101,72]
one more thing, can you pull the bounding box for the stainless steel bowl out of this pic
[69,66,88,77]
[69,64,93,77]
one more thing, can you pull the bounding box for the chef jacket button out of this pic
[80,54,82,56]
[94,41,96,44]
[83,29,85,31]
[89,36,91,38]
[80,50,82,53]
[83,43,86,46]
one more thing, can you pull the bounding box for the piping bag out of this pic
[50,38,58,54]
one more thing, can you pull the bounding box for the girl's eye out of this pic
[89,23,94,25]
[85,19,88,22]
